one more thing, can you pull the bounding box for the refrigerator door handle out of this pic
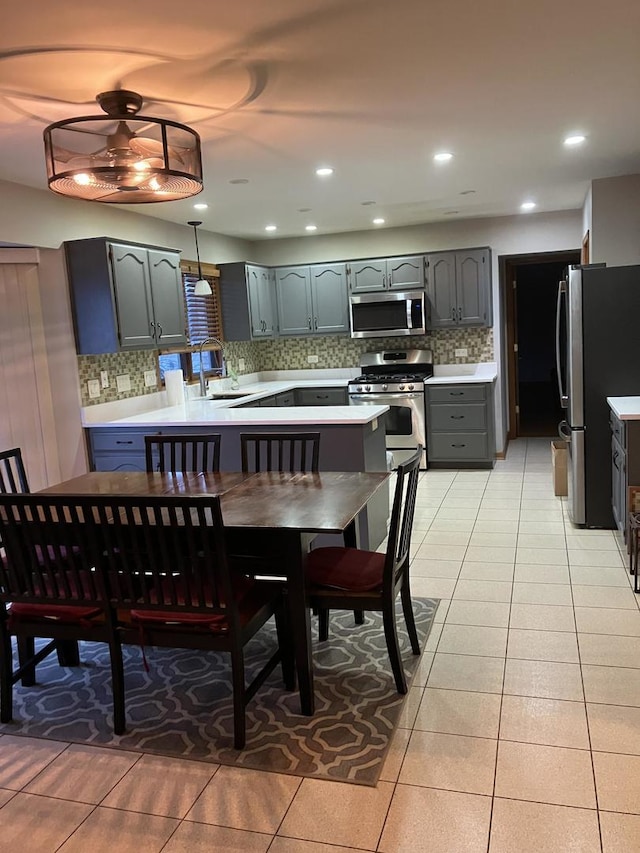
[556,279,569,408]
[558,420,572,440]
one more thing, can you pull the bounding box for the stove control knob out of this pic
[356,385,363,392]
[382,384,388,391]
[398,384,405,391]
[408,383,415,391]
[365,385,371,392]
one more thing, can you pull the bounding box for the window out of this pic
[158,262,224,382]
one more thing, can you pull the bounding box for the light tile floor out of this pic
[1,438,640,851]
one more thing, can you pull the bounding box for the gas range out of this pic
[348,349,434,395]
[350,373,429,393]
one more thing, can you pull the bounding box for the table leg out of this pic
[284,532,314,715]
[56,640,80,667]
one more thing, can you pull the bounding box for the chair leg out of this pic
[0,624,13,723]
[401,581,421,655]
[382,605,407,694]
[230,645,247,749]
[354,609,365,625]
[17,637,36,686]
[275,606,296,690]
[318,608,329,642]
[56,640,81,667]
[109,638,126,736]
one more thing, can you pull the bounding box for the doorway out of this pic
[504,250,580,439]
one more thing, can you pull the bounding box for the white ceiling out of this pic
[1,0,639,240]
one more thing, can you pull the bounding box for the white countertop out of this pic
[607,397,640,420]
[426,362,498,385]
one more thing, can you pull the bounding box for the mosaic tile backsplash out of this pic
[79,328,493,406]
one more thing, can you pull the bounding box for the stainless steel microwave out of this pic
[349,290,426,338]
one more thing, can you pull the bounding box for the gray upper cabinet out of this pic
[426,248,491,329]
[348,256,425,293]
[275,263,348,336]
[219,262,277,341]
[65,238,187,354]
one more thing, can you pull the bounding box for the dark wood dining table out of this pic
[41,469,390,715]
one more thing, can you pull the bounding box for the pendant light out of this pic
[187,220,213,295]
[43,90,203,203]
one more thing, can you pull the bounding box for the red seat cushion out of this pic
[307,547,384,592]
[9,602,102,625]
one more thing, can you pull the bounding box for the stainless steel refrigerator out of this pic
[556,263,640,527]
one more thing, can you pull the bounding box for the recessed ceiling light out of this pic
[520,201,536,211]
[361,200,376,206]
[229,178,249,184]
[298,207,312,213]
[305,224,318,232]
[315,167,334,177]
[265,224,277,232]
[193,202,208,210]
[564,135,586,146]
[434,152,453,162]
[372,217,385,225]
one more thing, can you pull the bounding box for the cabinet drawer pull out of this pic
[316,395,329,400]
[450,415,465,419]
[451,443,467,448]
[449,392,464,396]
[116,440,134,445]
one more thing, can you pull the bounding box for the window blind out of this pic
[182,268,223,345]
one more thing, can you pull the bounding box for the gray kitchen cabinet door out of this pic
[110,243,156,348]
[426,252,458,329]
[276,266,313,335]
[456,248,490,326]
[310,263,349,333]
[387,256,425,290]
[147,249,188,347]
[247,265,276,337]
[348,259,386,293]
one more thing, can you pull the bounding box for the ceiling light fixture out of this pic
[265,224,277,232]
[434,152,453,162]
[305,224,318,232]
[564,134,586,146]
[43,90,203,203]
[315,167,334,176]
[373,217,385,225]
[520,201,536,211]
[187,220,212,295]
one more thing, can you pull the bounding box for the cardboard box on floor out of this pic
[551,439,568,497]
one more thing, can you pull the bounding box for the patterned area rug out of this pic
[0,598,437,786]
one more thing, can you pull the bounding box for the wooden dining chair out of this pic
[0,493,125,732]
[240,432,320,473]
[92,493,295,749]
[306,445,423,694]
[145,434,221,474]
[0,447,29,494]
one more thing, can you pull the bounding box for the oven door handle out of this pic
[349,393,421,401]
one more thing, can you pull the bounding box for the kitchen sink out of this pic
[207,392,252,400]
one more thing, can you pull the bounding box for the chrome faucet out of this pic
[198,336,226,397]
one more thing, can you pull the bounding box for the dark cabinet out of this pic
[426,248,491,329]
[348,256,425,293]
[295,387,348,406]
[66,238,187,354]
[275,263,348,335]
[219,262,276,341]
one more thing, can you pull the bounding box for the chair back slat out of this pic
[384,445,422,592]
[240,432,320,473]
[145,434,221,474]
[0,495,105,607]
[0,448,30,495]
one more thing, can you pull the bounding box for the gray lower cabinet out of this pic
[275,263,348,335]
[219,263,276,340]
[609,411,640,534]
[88,428,157,471]
[348,256,425,293]
[426,248,491,329]
[295,387,348,406]
[65,238,187,354]
[426,383,495,468]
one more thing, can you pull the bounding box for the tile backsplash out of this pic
[79,327,493,406]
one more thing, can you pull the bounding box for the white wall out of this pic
[0,178,253,264]
[590,174,640,265]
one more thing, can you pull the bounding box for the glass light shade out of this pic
[43,91,203,204]
[193,279,213,295]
